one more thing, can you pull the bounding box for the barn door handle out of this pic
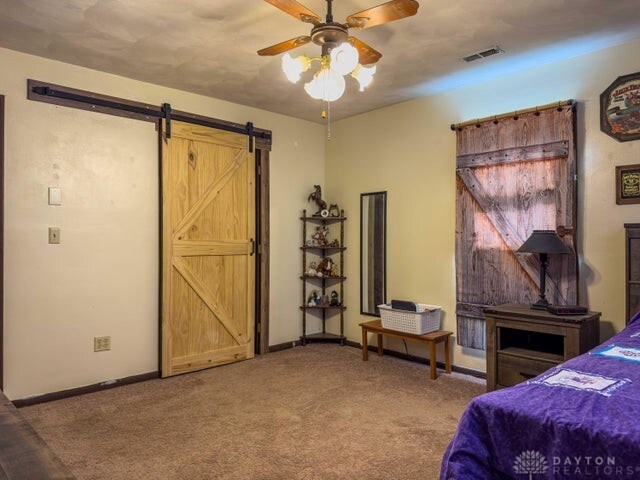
[249,238,255,256]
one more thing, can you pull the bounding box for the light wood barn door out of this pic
[162,121,255,377]
[455,105,578,350]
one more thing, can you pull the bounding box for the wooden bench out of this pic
[359,319,453,380]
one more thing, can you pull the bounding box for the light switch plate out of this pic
[48,187,61,206]
[48,227,61,244]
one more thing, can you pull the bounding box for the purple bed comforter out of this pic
[441,312,640,480]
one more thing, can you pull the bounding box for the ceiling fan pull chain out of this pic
[327,100,332,141]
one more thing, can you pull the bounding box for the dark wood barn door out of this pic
[455,105,578,350]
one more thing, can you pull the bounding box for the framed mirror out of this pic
[360,191,387,316]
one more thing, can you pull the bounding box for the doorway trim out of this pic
[256,149,270,354]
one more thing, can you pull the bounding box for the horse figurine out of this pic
[307,185,328,216]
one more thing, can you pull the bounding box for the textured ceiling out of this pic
[1,0,639,122]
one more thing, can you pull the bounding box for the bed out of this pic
[440,311,640,479]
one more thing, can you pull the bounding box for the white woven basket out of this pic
[378,304,442,335]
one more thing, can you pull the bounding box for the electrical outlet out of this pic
[94,336,111,352]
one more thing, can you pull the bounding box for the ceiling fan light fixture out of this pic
[261,0,419,114]
[304,66,346,102]
[329,42,359,76]
[351,64,377,91]
[282,53,311,83]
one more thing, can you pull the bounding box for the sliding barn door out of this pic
[162,121,255,377]
[455,105,577,350]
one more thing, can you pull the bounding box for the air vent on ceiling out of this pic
[462,46,504,63]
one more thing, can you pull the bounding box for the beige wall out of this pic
[1,47,325,400]
[3,37,639,398]
[326,39,640,373]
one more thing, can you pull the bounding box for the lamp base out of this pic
[531,298,550,311]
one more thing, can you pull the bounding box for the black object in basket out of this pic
[391,300,418,312]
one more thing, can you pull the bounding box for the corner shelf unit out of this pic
[301,209,346,345]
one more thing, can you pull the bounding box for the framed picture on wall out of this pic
[616,164,640,205]
[600,71,640,142]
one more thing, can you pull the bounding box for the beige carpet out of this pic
[21,344,484,480]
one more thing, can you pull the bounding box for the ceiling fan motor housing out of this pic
[311,23,349,51]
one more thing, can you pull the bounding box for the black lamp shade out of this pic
[517,230,571,255]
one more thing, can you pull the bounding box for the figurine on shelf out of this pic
[331,264,339,277]
[307,185,328,217]
[306,261,317,277]
[311,225,329,246]
[328,204,341,217]
[330,290,341,307]
[317,257,335,277]
[329,239,340,248]
[307,290,319,307]
[318,295,330,307]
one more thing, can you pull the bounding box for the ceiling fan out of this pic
[258,0,419,104]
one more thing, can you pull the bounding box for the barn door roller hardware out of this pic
[162,103,172,139]
[28,82,271,150]
[246,122,254,153]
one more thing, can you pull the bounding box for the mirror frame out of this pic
[360,191,387,317]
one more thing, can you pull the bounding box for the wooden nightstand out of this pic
[485,304,601,392]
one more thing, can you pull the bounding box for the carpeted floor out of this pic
[21,344,485,480]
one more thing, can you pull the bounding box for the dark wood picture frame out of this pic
[600,71,640,142]
[616,164,640,205]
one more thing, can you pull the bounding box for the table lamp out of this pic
[517,230,571,310]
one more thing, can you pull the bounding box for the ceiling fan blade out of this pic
[257,36,311,56]
[264,0,321,25]
[349,37,382,65]
[346,0,419,29]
